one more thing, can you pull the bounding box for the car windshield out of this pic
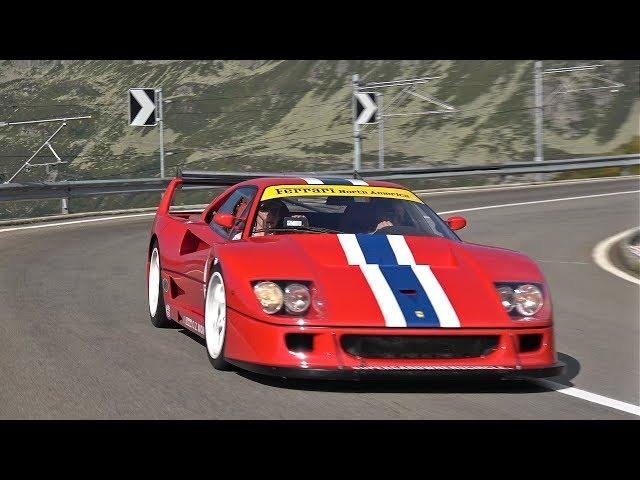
[250,194,458,239]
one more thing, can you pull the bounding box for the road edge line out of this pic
[530,378,640,417]
[592,227,640,286]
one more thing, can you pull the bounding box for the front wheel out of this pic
[205,263,231,370]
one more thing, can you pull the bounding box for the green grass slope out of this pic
[0,60,637,218]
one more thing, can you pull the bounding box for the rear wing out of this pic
[156,170,270,216]
[156,169,366,215]
[178,169,271,185]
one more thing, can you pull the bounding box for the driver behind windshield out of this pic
[372,199,413,233]
[253,199,287,236]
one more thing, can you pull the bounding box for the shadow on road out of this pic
[543,352,581,387]
[179,329,581,394]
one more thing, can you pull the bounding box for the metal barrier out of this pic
[0,154,637,213]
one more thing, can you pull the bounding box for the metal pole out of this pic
[377,92,384,169]
[157,88,165,178]
[6,122,67,183]
[352,74,361,174]
[61,197,69,214]
[534,61,544,181]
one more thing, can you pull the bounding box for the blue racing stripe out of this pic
[379,265,440,327]
[317,178,353,185]
[355,234,398,265]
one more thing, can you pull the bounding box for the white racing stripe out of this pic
[411,265,461,328]
[531,379,640,417]
[300,177,323,184]
[360,264,407,327]
[338,234,406,327]
[348,179,369,186]
[436,190,640,215]
[592,227,640,285]
[301,177,368,186]
[386,235,461,328]
[386,234,416,265]
[337,233,367,265]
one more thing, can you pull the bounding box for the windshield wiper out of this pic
[252,226,346,234]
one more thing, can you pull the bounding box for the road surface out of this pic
[0,177,638,419]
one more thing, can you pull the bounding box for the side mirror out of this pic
[446,216,467,231]
[213,212,235,229]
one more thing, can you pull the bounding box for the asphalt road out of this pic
[0,177,638,419]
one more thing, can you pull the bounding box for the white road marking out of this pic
[433,189,640,412]
[0,212,155,234]
[531,379,640,417]
[435,190,640,215]
[536,260,591,265]
[592,227,640,285]
[415,175,639,196]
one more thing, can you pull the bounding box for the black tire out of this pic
[205,263,232,370]
[147,241,174,328]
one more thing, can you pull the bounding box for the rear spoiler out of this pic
[177,169,363,184]
[157,170,281,216]
[178,169,271,185]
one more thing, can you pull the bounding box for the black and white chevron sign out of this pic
[355,92,378,124]
[129,88,157,126]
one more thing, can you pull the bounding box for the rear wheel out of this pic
[148,241,173,328]
[205,263,231,370]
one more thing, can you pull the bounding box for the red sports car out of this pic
[147,171,564,379]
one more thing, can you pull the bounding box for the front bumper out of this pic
[224,309,564,380]
[227,360,565,380]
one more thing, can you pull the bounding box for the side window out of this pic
[210,186,257,238]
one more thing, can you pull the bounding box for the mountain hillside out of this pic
[0,59,638,217]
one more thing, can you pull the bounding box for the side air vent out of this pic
[179,230,211,256]
[169,277,186,299]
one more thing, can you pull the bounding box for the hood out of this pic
[218,234,547,328]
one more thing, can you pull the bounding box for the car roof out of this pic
[232,177,407,190]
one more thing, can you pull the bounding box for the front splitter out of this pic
[227,359,565,380]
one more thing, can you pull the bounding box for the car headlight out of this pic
[513,284,543,316]
[496,286,515,312]
[283,283,310,314]
[253,281,284,314]
[495,283,544,317]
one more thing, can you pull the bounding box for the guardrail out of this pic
[1,154,638,214]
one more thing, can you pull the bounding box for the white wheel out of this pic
[148,242,173,328]
[205,271,227,360]
[148,247,160,316]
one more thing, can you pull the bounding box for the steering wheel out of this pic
[372,225,423,235]
[371,225,396,234]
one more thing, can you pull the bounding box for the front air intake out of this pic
[285,333,315,353]
[341,335,499,359]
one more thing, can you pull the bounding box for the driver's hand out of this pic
[253,211,268,237]
[374,220,393,232]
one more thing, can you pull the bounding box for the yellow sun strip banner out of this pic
[261,185,423,203]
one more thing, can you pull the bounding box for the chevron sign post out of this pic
[128,87,165,177]
[129,88,157,126]
[355,92,378,124]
